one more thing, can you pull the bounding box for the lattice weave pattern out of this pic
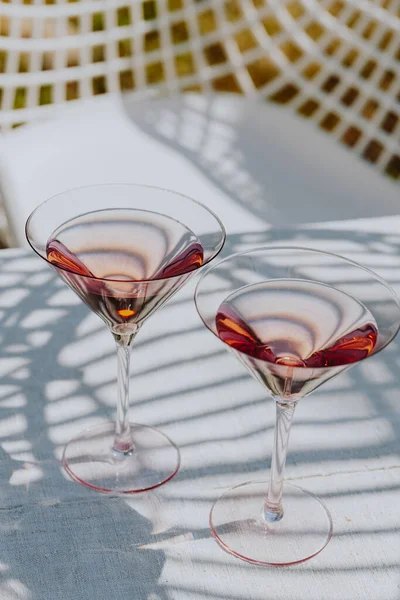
[0,0,399,179]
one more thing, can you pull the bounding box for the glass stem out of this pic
[263,400,297,523]
[112,333,136,456]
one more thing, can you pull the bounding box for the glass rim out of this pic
[25,182,227,284]
[194,244,400,370]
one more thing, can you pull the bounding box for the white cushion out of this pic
[0,93,399,247]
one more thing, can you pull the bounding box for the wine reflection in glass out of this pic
[26,184,225,494]
[195,247,400,566]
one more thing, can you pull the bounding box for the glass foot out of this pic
[210,481,332,566]
[62,422,180,493]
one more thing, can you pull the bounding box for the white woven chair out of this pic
[0,0,399,245]
[1,0,399,177]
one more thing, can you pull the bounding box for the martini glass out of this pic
[195,246,400,566]
[26,184,225,493]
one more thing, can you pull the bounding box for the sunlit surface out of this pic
[0,225,399,598]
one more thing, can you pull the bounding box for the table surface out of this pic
[0,94,400,600]
[0,219,400,600]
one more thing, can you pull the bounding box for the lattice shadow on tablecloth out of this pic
[0,232,399,598]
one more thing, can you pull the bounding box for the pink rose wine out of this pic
[47,208,204,329]
[216,279,378,397]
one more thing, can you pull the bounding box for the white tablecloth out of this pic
[0,218,399,599]
[0,92,399,600]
